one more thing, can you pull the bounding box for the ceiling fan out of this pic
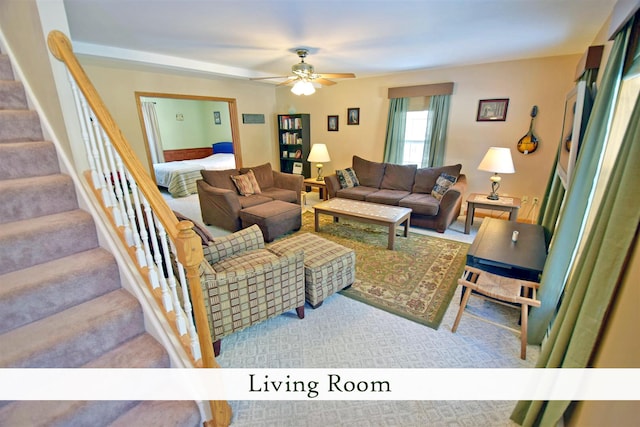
[250,49,356,95]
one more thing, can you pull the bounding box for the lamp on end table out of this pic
[477,147,515,200]
[307,143,331,181]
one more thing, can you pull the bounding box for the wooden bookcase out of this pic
[277,113,310,178]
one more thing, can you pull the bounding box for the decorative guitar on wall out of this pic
[517,105,539,154]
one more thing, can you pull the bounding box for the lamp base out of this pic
[486,179,500,200]
[315,164,324,181]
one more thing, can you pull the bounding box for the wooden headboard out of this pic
[163,147,212,162]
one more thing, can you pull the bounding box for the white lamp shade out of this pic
[477,147,515,174]
[291,80,316,96]
[307,143,331,163]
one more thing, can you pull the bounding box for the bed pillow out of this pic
[431,173,457,201]
[231,173,256,196]
[336,168,360,189]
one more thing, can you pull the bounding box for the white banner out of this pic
[1,369,638,401]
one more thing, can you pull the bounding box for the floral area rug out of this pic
[298,211,469,329]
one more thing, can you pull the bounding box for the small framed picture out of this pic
[476,99,509,122]
[328,115,339,131]
[213,111,222,125]
[347,108,360,125]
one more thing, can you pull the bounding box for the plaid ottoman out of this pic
[268,233,355,308]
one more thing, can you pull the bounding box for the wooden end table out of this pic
[303,177,328,200]
[465,193,521,234]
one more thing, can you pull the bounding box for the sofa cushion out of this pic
[238,194,273,209]
[335,186,379,201]
[431,173,457,201]
[260,187,298,203]
[201,168,239,191]
[398,193,440,216]
[365,189,411,205]
[412,164,462,194]
[241,163,274,189]
[336,167,359,188]
[380,163,417,191]
[231,172,257,196]
[352,155,386,188]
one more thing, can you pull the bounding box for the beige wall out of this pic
[275,54,582,219]
[79,59,278,171]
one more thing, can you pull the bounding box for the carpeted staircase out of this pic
[0,52,201,426]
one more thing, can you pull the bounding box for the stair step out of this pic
[0,110,43,142]
[0,55,14,80]
[0,289,145,368]
[0,248,120,334]
[83,334,169,368]
[109,401,201,427]
[0,174,78,224]
[0,141,60,180]
[0,209,98,275]
[0,81,28,110]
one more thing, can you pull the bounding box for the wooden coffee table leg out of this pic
[403,217,410,237]
[314,211,320,231]
[388,224,395,250]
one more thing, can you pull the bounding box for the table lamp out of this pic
[477,147,515,200]
[307,143,331,181]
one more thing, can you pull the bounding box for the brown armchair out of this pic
[197,162,303,232]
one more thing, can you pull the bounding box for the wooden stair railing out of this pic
[47,30,231,427]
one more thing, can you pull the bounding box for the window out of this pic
[402,110,429,165]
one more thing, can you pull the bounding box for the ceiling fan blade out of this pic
[276,77,298,87]
[318,73,356,79]
[249,76,290,80]
[312,77,336,86]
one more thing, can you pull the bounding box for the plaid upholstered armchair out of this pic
[199,225,306,356]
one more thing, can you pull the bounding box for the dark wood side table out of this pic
[466,218,547,282]
[465,193,521,234]
[303,177,328,200]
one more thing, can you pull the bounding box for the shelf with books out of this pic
[277,114,310,177]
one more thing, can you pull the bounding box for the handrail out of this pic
[47,30,231,427]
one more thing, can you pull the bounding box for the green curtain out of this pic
[512,78,640,427]
[536,150,565,245]
[382,97,408,163]
[422,94,451,167]
[512,20,639,427]
[526,22,631,346]
[537,68,597,242]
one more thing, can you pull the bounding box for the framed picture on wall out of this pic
[213,111,221,125]
[328,115,339,131]
[476,99,509,121]
[347,108,360,125]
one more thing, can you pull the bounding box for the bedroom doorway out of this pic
[134,91,243,181]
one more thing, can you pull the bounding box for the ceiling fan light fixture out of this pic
[291,80,315,96]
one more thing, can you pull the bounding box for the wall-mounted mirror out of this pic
[135,92,243,197]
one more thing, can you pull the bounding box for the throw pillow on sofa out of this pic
[336,168,360,189]
[431,173,457,201]
[231,170,261,196]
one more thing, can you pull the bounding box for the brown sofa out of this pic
[324,156,467,233]
[197,162,303,232]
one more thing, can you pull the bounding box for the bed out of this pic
[154,142,236,198]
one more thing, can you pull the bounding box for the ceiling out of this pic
[63,0,616,83]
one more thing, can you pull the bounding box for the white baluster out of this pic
[177,261,201,361]
[101,138,125,227]
[89,111,119,210]
[154,217,176,312]
[113,153,134,246]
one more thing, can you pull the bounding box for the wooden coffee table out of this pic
[313,198,411,250]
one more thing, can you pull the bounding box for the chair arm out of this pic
[324,174,340,198]
[273,171,304,204]
[196,179,242,231]
[203,224,265,265]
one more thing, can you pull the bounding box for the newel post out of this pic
[175,221,232,427]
